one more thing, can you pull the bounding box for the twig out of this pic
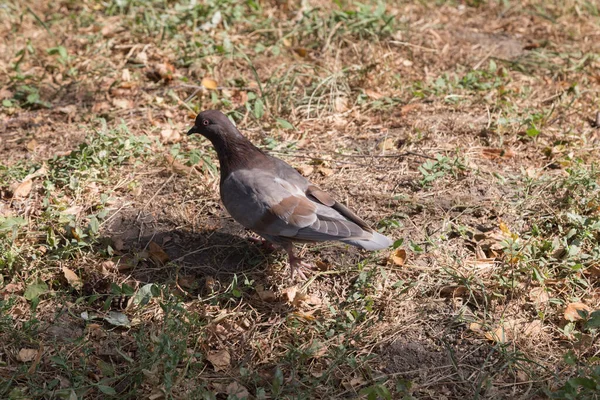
[389,40,437,52]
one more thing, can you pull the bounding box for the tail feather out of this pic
[341,231,392,251]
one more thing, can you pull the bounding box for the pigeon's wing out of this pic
[221,168,370,243]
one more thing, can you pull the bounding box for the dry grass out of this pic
[1,0,600,399]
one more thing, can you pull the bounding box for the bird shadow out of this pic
[99,209,280,290]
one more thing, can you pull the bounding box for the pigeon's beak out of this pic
[187,125,200,135]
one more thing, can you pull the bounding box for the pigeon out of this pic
[187,109,392,279]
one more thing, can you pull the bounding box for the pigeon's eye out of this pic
[202,119,209,126]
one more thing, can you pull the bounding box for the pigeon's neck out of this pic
[210,134,268,181]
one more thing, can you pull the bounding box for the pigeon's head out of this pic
[188,110,238,141]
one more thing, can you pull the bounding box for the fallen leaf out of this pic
[522,320,543,337]
[564,302,591,321]
[226,381,249,399]
[334,97,348,113]
[164,154,193,175]
[17,348,38,362]
[399,103,421,116]
[57,105,77,115]
[529,287,549,306]
[295,165,314,176]
[256,285,276,302]
[112,98,133,110]
[24,281,48,301]
[201,77,218,90]
[293,47,308,58]
[317,166,334,176]
[62,205,83,216]
[283,286,297,303]
[178,275,198,290]
[485,319,518,343]
[12,179,32,198]
[364,89,383,99]
[146,62,176,82]
[377,137,396,151]
[469,322,483,332]
[26,139,38,151]
[62,267,83,290]
[305,340,326,358]
[148,241,169,264]
[103,311,131,327]
[159,128,181,144]
[206,349,230,371]
[482,148,515,160]
[389,248,407,266]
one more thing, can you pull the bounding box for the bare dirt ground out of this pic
[1,0,600,399]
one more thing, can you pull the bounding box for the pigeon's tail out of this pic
[342,231,393,251]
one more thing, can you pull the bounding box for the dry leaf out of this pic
[390,248,407,266]
[206,349,230,371]
[26,139,38,151]
[482,148,515,160]
[201,78,218,90]
[112,98,133,109]
[564,302,591,321]
[226,381,249,400]
[160,128,181,144]
[164,154,194,175]
[522,320,543,337]
[296,165,314,176]
[57,105,77,115]
[256,285,276,302]
[485,321,516,343]
[529,287,549,306]
[469,322,483,332]
[399,103,421,116]
[148,241,169,264]
[283,286,298,303]
[293,47,308,58]
[13,179,33,198]
[63,267,83,290]
[377,137,396,151]
[178,275,198,290]
[334,97,348,113]
[17,348,38,362]
[364,89,383,99]
[317,166,334,176]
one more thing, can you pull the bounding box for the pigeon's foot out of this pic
[284,243,313,281]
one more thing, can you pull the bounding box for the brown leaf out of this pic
[334,97,348,113]
[293,47,308,58]
[201,78,218,90]
[0,88,13,101]
[226,382,249,399]
[206,349,230,371]
[13,179,33,198]
[364,89,383,99]
[178,275,198,290]
[159,128,181,144]
[26,139,38,152]
[377,137,396,151]
[164,154,193,175]
[148,241,169,264]
[17,348,38,362]
[564,302,591,321]
[485,320,518,343]
[529,287,549,306]
[389,248,407,266]
[112,98,133,110]
[256,285,276,302]
[295,165,314,176]
[481,148,515,160]
[62,267,83,290]
[399,103,421,116]
[316,166,334,176]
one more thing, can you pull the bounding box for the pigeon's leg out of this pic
[282,242,313,280]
